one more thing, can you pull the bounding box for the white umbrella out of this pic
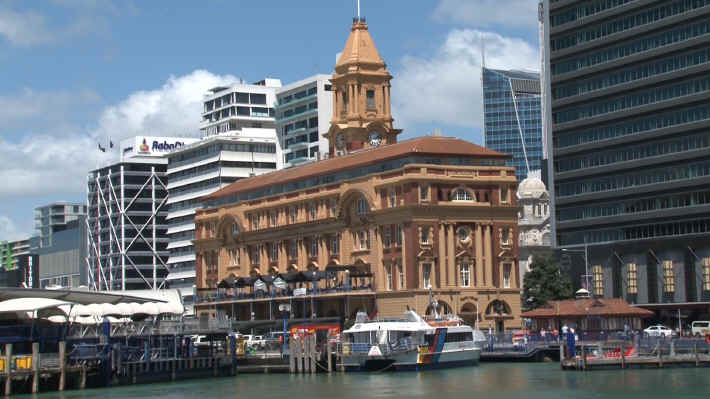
[170,302,185,315]
[69,304,92,317]
[100,303,122,317]
[86,303,104,318]
[157,302,174,314]
[116,303,133,317]
[46,315,68,324]
[138,302,160,316]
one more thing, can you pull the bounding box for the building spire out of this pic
[357,0,360,19]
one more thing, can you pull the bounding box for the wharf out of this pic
[559,337,710,371]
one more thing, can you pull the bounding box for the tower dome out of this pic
[517,176,547,199]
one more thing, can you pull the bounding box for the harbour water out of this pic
[20,363,710,399]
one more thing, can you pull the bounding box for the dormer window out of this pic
[453,188,473,202]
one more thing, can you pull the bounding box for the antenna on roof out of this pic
[481,38,486,68]
[357,0,361,19]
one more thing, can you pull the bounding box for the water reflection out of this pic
[22,364,710,399]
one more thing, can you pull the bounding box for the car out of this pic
[643,325,674,337]
[691,321,710,337]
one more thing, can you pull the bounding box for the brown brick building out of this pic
[193,18,522,332]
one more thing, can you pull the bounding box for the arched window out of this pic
[485,300,511,316]
[453,188,473,201]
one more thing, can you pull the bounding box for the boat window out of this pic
[424,333,436,347]
[444,332,473,343]
[350,332,371,344]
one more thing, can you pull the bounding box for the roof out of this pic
[0,288,167,305]
[335,20,385,70]
[521,298,655,318]
[484,67,540,81]
[203,136,510,201]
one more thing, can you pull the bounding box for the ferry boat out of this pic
[341,301,486,371]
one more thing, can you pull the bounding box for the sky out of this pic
[0,0,542,242]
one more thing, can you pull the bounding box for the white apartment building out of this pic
[35,202,86,248]
[167,80,281,310]
[275,74,333,169]
[200,78,281,137]
[86,136,198,291]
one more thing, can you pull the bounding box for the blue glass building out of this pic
[482,67,543,181]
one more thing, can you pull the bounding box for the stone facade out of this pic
[517,173,552,288]
[192,18,523,332]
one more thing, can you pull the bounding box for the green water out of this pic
[22,363,710,399]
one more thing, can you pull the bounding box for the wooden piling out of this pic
[80,365,87,390]
[620,345,625,369]
[581,345,587,371]
[5,343,13,397]
[310,336,316,374]
[289,340,295,373]
[58,341,66,392]
[171,360,176,381]
[327,341,333,373]
[658,343,663,368]
[295,339,302,373]
[695,342,700,367]
[213,358,217,377]
[559,343,564,370]
[32,342,40,394]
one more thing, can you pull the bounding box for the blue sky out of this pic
[0,0,541,241]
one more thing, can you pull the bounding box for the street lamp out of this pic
[561,244,589,292]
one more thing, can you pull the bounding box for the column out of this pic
[447,224,456,288]
[279,240,287,273]
[484,224,493,287]
[374,227,384,291]
[438,223,447,286]
[475,224,484,287]
[400,225,407,290]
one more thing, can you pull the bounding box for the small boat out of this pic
[341,298,486,371]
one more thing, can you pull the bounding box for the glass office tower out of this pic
[543,0,710,318]
[482,67,543,180]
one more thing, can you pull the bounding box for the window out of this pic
[396,225,403,247]
[356,198,368,215]
[420,185,428,201]
[290,207,297,223]
[420,227,430,245]
[385,264,392,291]
[357,231,370,250]
[458,228,469,242]
[703,258,710,292]
[251,246,260,265]
[460,263,470,287]
[251,214,259,230]
[592,265,603,296]
[229,248,239,265]
[366,90,375,109]
[627,263,638,294]
[310,238,318,257]
[270,243,278,262]
[330,198,338,216]
[330,235,340,256]
[501,228,511,245]
[501,187,509,203]
[503,263,512,289]
[310,204,317,221]
[422,263,432,288]
[663,260,675,293]
[389,189,397,207]
[289,240,298,259]
[232,222,240,235]
[453,189,473,201]
[270,212,277,227]
[383,226,391,248]
[398,262,404,289]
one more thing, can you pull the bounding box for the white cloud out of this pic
[93,70,240,143]
[392,29,539,130]
[0,7,54,46]
[433,0,540,31]
[0,215,28,242]
[0,70,240,199]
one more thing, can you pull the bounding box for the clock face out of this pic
[368,131,382,147]
[335,132,345,150]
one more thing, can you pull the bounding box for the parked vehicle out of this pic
[691,321,710,337]
[643,325,674,337]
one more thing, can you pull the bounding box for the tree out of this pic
[522,253,573,311]
[3,242,14,271]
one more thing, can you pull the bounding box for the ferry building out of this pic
[193,17,522,332]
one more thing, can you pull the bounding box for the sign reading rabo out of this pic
[121,136,199,158]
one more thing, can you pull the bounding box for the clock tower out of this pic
[326,17,401,157]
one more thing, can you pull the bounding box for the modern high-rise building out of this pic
[200,78,281,137]
[34,202,86,248]
[86,136,197,291]
[542,0,710,319]
[35,218,87,289]
[275,74,333,169]
[482,67,543,180]
[165,131,278,312]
